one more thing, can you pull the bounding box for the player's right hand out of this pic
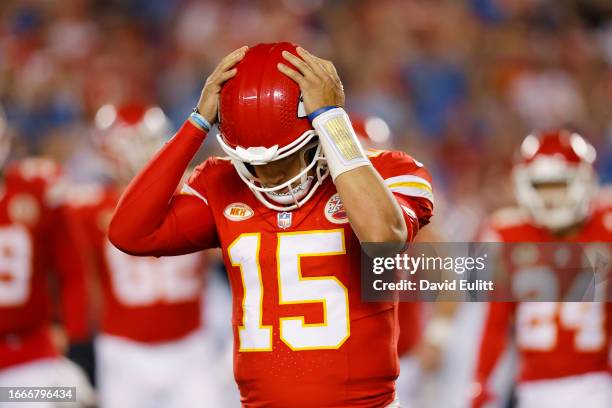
[197,46,248,124]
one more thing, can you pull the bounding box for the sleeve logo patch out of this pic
[224,202,254,221]
[325,193,349,224]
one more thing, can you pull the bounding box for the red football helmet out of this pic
[217,42,328,211]
[513,130,597,230]
[93,103,170,179]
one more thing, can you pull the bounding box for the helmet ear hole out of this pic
[244,163,256,177]
[305,140,318,162]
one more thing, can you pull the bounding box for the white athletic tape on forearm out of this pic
[312,107,371,181]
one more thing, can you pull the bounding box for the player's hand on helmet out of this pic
[197,46,248,124]
[277,47,345,114]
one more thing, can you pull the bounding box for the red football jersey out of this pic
[109,122,434,407]
[476,205,612,384]
[397,302,423,357]
[0,158,89,368]
[180,149,434,408]
[72,185,207,343]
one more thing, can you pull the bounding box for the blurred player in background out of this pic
[473,130,611,408]
[71,103,220,408]
[0,105,95,407]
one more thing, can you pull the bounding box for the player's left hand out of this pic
[277,47,345,114]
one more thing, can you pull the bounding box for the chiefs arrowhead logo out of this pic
[224,202,254,221]
[324,193,349,224]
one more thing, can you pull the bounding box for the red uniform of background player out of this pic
[473,130,611,408]
[76,103,217,408]
[109,43,435,407]
[0,144,95,406]
[0,158,89,368]
[72,184,207,343]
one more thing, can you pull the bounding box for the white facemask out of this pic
[217,130,329,212]
[513,155,597,231]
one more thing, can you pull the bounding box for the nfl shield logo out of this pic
[277,212,292,229]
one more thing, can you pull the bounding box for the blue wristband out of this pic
[189,111,212,132]
[307,105,338,123]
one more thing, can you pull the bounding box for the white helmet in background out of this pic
[93,103,170,180]
[513,129,597,231]
[350,114,392,149]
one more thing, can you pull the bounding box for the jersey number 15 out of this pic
[228,229,350,352]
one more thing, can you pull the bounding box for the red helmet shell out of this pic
[219,42,312,150]
[518,129,596,166]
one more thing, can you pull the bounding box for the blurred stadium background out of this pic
[1,0,611,407]
[2,0,612,241]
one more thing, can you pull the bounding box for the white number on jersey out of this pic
[516,302,605,351]
[514,255,608,352]
[104,241,202,306]
[228,229,350,352]
[0,225,33,306]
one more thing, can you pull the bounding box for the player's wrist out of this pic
[189,108,212,133]
[180,118,208,144]
[307,105,338,122]
[311,107,371,181]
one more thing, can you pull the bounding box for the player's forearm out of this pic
[335,166,407,243]
[311,107,406,244]
[109,120,205,251]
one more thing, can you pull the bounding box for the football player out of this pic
[472,130,611,408]
[71,103,220,408]
[0,106,95,407]
[109,42,435,407]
